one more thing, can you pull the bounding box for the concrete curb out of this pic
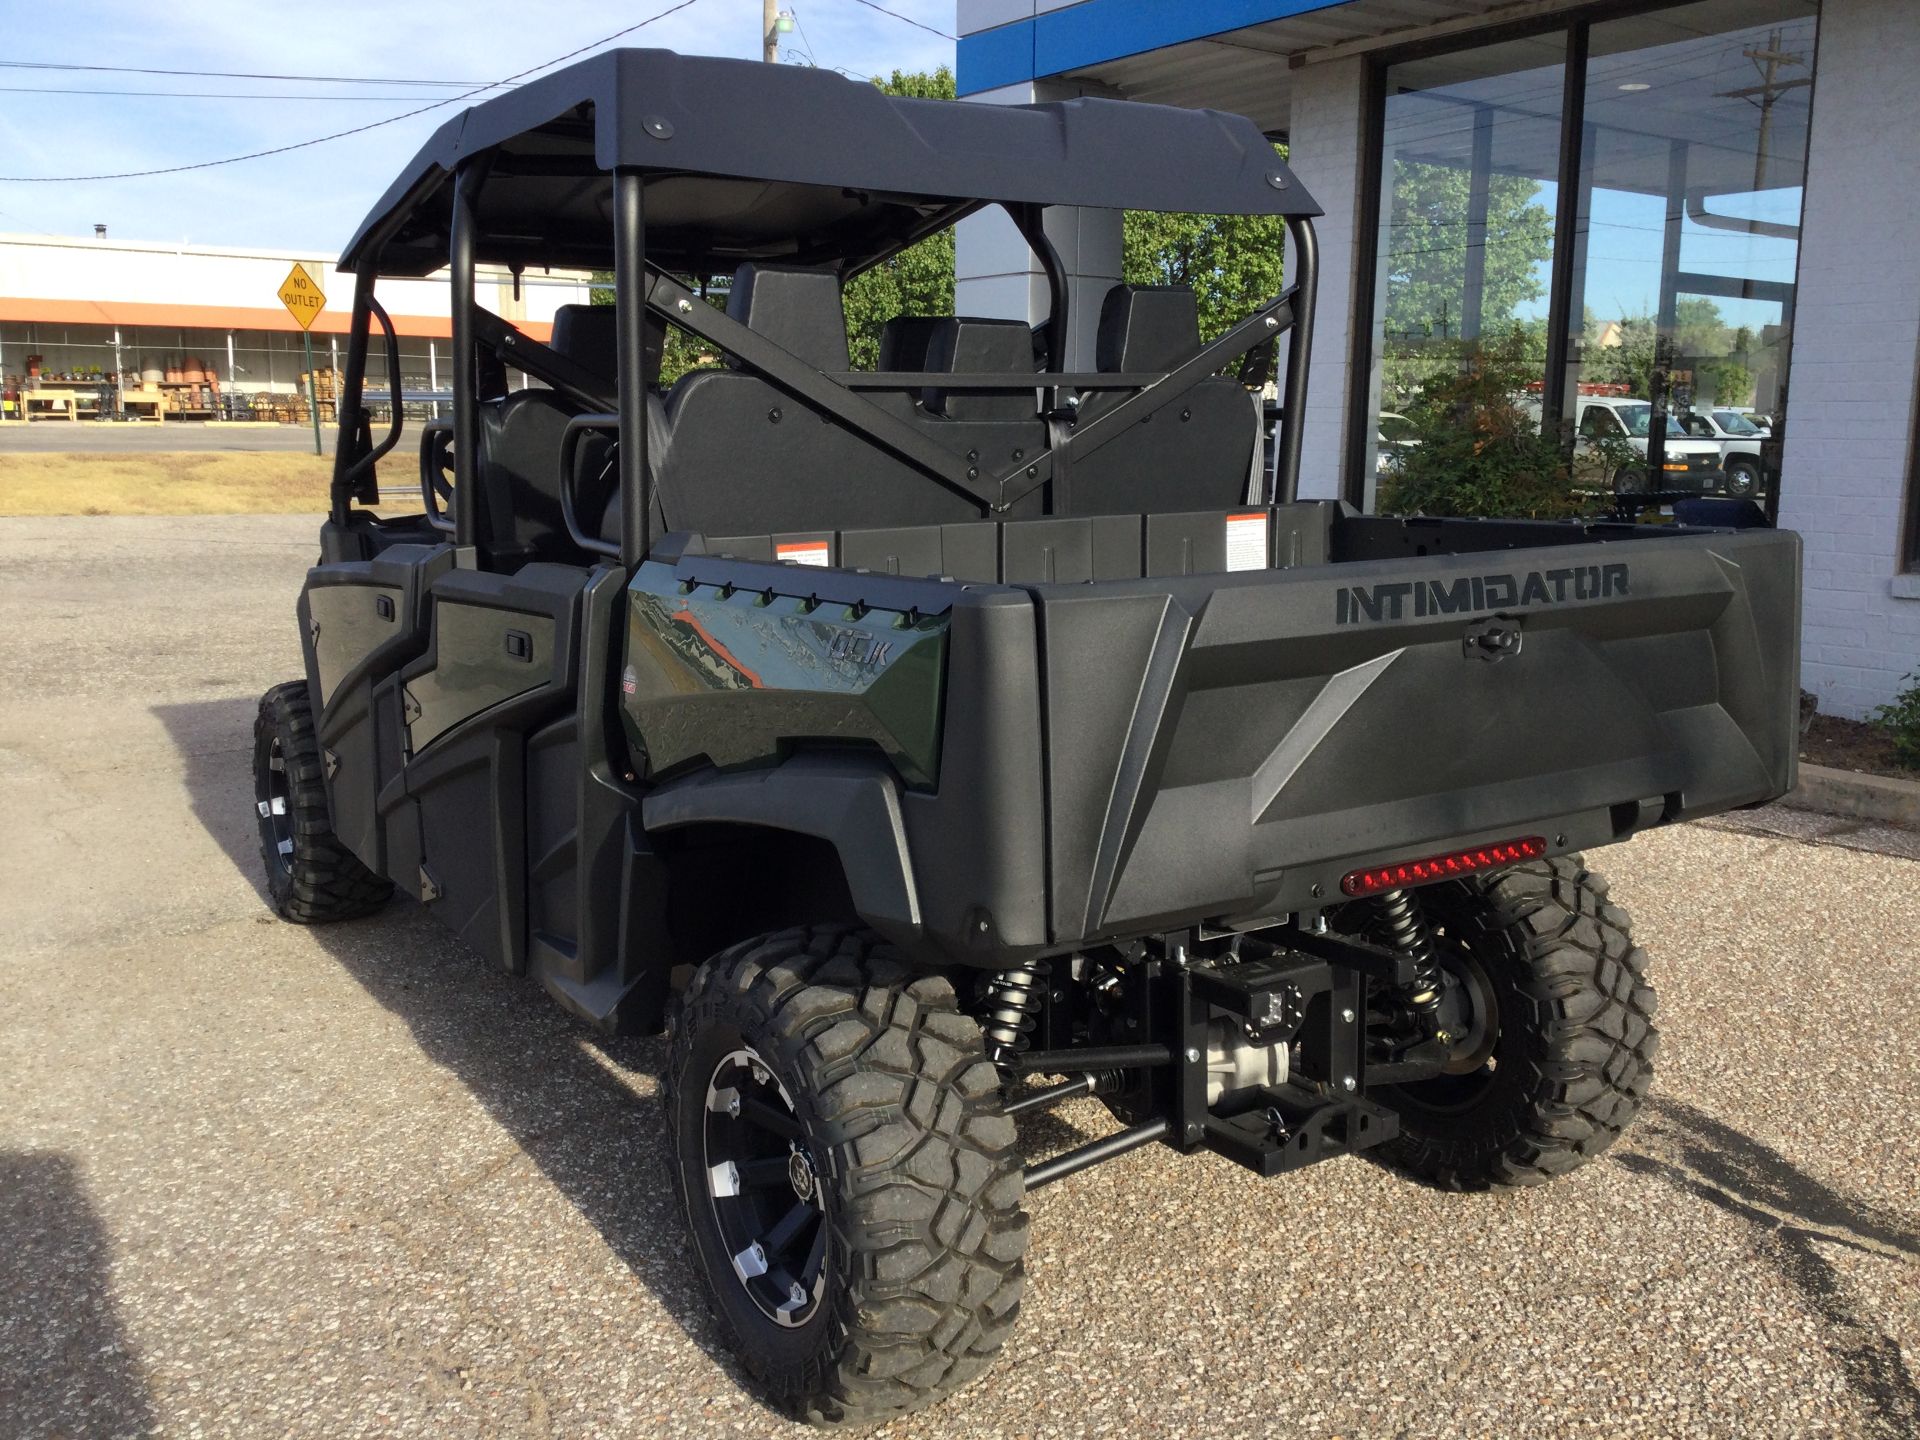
[1782,762,1920,828]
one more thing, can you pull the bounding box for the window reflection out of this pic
[1363,0,1817,518]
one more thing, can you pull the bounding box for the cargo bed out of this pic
[627,502,1801,963]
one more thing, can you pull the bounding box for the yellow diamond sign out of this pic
[277,262,327,330]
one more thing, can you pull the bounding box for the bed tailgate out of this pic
[1029,527,1801,944]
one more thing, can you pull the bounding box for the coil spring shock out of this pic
[1375,888,1445,1034]
[982,961,1049,1069]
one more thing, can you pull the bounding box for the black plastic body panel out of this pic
[299,540,454,871]
[308,502,1799,1022]
[1032,517,1801,941]
[611,504,1799,969]
[397,564,587,973]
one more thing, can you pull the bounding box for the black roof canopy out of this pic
[340,48,1318,277]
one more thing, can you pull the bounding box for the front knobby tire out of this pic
[1377,856,1658,1191]
[252,681,393,924]
[665,926,1028,1428]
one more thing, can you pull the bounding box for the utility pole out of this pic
[1715,29,1810,193]
[763,0,780,63]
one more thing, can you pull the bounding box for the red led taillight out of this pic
[1340,836,1548,897]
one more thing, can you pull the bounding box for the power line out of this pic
[0,0,704,183]
[0,85,465,101]
[0,60,484,86]
[839,0,954,43]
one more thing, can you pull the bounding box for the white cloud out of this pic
[0,0,955,249]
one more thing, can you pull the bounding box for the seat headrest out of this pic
[726,264,849,371]
[549,303,665,385]
[878,316,944,373]
[1096,285,1201,373]
[924,318,1036,421]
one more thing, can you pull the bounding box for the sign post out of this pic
[277,262,327,456]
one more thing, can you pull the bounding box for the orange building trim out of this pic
[0,296,552,343]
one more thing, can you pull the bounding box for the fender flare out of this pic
[640,753,922,936]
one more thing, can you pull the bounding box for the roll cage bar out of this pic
[330,163,1319,567]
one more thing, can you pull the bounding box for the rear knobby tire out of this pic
[252,680,393,924]
[665,926,1028,1428]
[1377,855,1658,1191]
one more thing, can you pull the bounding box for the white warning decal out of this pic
[1225,511,1269,572]
[775,540,831,568]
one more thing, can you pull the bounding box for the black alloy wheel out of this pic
[700,1046,829,1329]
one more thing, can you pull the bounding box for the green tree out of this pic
[1582,299,1753,405]
[1121,208,1285,340]
[841,68,958,369]
[1382,160,1555,340]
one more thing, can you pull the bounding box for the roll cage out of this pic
[326,48,1322,567]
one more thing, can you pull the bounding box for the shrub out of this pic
[1376,329,1590,520]
[1872,671,1920,771]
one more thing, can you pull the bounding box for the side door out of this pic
[392,562,591,975]
[300,541,453,877]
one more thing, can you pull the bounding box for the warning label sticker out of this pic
[775,540,831,567]
[1225,511,1269,572]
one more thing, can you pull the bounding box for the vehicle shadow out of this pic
[153,695,1077,1422]
[0,1150,157,1439]
[1615,1097,1920,1439]
[154,695,781,1417]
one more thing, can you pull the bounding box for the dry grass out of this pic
[0,451,344,516]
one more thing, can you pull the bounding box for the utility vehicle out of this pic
[253,50,1801,1427]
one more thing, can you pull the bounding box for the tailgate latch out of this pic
[1464,615,1523,662]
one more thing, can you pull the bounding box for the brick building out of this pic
[955,0,1917,718]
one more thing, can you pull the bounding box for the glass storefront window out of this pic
[1565,0,1815,505]
[1361,0,1818,517]
[1364,34,1567,509]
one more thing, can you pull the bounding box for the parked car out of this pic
[1573,396,1725,494]
[1676,408,1766,496]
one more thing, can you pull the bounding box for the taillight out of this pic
[1340,836,1548,896]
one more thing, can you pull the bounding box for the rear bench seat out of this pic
[639,266,1270,579]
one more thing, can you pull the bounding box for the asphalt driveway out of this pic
[1,515,1915,1438]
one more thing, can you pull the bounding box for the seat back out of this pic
[1070,284,1257,517]
[472,303,667,567]
[657,265,1028,538]
[923,317,1036,422]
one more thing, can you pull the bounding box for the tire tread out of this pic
[1380,855,1658,1191]
[666,926,1027,1428]
[254,680,392,924]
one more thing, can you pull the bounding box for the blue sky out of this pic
[0,0,955,251]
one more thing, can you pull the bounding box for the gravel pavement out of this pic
[2,514,1916,1439]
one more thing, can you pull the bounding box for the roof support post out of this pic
[450,161,481,551]
[614,168,651,566]
[330,268,377,525]
[1275,215,1318,505]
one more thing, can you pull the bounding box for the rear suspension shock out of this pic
[982,962,1049,1069]
[1374,889,1445,1035]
